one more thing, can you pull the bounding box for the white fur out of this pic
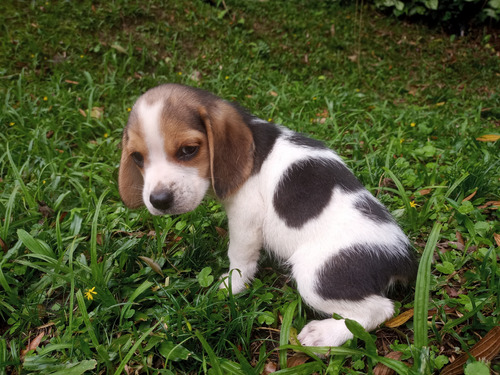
[217,129,407,346]
[130,97,409,348]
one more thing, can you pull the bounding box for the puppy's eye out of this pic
[177,145,199,161]
[131,152,144,168]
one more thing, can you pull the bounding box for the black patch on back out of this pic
[246,120,281,174]
[315,243,417,301]
[273,158,363,228]
[287,133,328,149]
[355,195,394,223]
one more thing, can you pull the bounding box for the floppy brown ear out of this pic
[199,103,254,199]
[118,132,145,208]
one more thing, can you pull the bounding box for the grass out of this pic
[0,0,499,373]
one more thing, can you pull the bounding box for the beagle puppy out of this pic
[119,84,416,347]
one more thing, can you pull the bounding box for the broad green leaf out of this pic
[17,229,55,258]
[464,361,490,375]
[51,360,97,375]
[435,261,454,275]
[158,341,191,362]
[197,266,214,287]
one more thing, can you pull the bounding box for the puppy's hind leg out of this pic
[291,247,398,347]
[297,295,394,347]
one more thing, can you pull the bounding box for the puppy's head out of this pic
[119,84,254,215]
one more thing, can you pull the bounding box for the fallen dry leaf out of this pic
[64,79,79,85]
[385,309,414,328]
[478,201,500,210]
[90,107,104,119]
[0,237,7,253]
[38,201,54,218]
[476,134,500,142]
[287,352,310,368]
[269,90,278,97]
[456,231,465,246]
[96,233,103,246]
[262,361,277,374]
[418,188,432,196]
[441,325,500,375]
[111,43,127,54]
[215,226,227,237]
[138,256,164,277]
[189,70,202,82]
[373,351,403,375]
[21,331,45,358]
[348,54,358,62]
[462,189,477,202]
[494,233,500,248]
[78,108,87,117]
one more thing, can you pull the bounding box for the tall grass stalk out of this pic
[412,222,442,372]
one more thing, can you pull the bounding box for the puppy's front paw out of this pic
[298,319,353,347]
[219,271,248,294]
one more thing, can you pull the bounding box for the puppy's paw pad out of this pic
[298,319,353,347]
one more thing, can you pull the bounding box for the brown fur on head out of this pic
[118,84,255,213]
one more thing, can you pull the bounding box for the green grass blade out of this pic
[17,229,55,258]
[383,168,416,228]
[195,330,223,375]
[75,290,112,369]
[5,144,36,210]
[0,338,7,375]
[113,322,159,375]
[281,344,409,374]
[412,222,441,373]
[119,280,153,326]
[0,267,12,294]
[64,240,78,341]
[219,359,247,375]
[90,188,109,285]
[413,222,441,348]
[1,184,19,242]
[272,361,324,374]
[279,300,298,369]
[444,172,469,199]
[50,360,97,375]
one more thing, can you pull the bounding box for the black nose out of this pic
[150,190,174,211]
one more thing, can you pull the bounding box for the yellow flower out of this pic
[127,107,131,112]
[410,122,416,127]
[225,76,229,80]
[84,287,97,300]
[104,133,108,138]
[410,201,418,208]
[43,96,48,101]
[178,72,182,75]
[400,138,405,144]
[9,122,15,126]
